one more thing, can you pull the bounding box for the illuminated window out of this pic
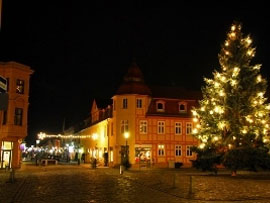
[136,99,142,108]
[110,147,113,162]
[14,108,23,126]
[175,145,182,156]
[139,120,147,134]
[157,121,165,134]
[186,145,193,156]
[158,144,165,156]
[16,79,24,94]
[186,122,192,135]
[120,120,128,134]
[175,122,182,135]
[122,98,128,109]
[179,102,187,113]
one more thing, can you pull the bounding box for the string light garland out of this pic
[38,132,96,140]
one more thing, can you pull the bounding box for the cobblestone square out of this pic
[1,163,270,203]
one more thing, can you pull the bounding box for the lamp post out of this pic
[124,132,129,168]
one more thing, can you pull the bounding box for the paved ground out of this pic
[1,163,270,203]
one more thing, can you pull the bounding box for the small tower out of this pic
[111,61,151,166]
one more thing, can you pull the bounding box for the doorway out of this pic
[1,150,12,169]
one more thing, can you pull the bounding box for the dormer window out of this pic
[156,101,165,112]
[179,102,187,113]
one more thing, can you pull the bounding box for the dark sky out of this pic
[1,2,270,144]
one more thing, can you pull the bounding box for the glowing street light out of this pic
[124,132,129,167]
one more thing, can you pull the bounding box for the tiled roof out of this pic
[150,86,202,100]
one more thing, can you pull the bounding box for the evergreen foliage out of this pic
[191,21,270,173]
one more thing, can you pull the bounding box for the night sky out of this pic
[1,2,270,145]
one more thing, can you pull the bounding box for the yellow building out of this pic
[78,62,200,168]
[0,62,33,169]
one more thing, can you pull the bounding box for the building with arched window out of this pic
[78,62,200,168]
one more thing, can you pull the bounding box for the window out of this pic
[157,121,165,134]
[186,145,193,156]
[139,120,147,134]
[175,145,182,156]
[2,110,7,125]
[122,98,128,109]
[156,101,165,112]
[16,79,24,94]
[136,99,142,108]
[110,147,113,162]
[120,120,128,134]
[186,123,192,135]
[175,122,182,135]
[158,144,165,156]
[179,102,187,113]
[14,108,23,126]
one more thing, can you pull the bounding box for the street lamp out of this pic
[124,132,129,147]
[124,132,129,166]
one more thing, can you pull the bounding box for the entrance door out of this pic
[1,150,12,169]
[120,145,129,165]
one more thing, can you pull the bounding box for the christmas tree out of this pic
[192,22,270,174]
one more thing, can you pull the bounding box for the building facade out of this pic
[0,62,33,169]
[78,62,200,168]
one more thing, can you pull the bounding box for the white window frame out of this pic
[136,98,142,108]
[186,145,193,157]
[175,122,182,135]
[139,120,147,134]
[156,101,165,112]
[186,122,192,135]
[175,145,182,156]
[123,98,128,109]
[120,120,128,134]
[157,121,165,134]
[158,144,165,156]
[179,102,187,113]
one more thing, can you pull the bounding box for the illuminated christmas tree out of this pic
[192,22,270,173]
